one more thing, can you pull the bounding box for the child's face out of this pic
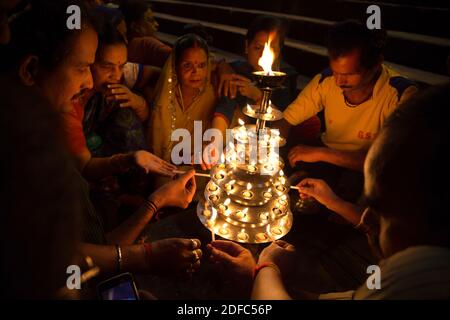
[177,47,208,90]
[246,31,281,71]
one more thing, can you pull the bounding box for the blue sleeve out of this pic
[136,63,144,88]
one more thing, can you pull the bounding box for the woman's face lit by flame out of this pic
[246,31,281,71]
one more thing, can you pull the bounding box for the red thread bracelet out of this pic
[253,262,281,279]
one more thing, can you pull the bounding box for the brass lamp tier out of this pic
[196,70,292,244]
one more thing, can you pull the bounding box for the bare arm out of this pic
[105,203,156,246]
[297,178,364,225]
[79,243,147,276]
[80,153,132,181]
[211,115,228,142]
[252,267,293,300]
[107,170,196,245]
[79,151,176,182]
[289,145,367,172]
[252,268,320,300]
[81,237,203,278]
[320,147,367,172]
[326,197,364,226]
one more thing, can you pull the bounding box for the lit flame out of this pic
[238,118,245,126]
[224,198,231,206]
[279,169,284,176]
[267,105,273,114]
[243,207,249,214]
[258,32,276,75]
[247,183,252,190]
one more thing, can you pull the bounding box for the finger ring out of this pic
[190,239,197,249]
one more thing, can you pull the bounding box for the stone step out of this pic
[183,0,450,38]
[152,0,450,75]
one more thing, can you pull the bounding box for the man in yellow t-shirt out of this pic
[278,21,417,173]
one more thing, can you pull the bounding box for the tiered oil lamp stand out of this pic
[196,71,293,243]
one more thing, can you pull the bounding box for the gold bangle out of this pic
[115,245,123,273]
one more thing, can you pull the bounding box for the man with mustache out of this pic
[210,83,450,300]
[275,20,417,204]
[278,20,417,173]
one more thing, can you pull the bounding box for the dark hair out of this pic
[1,0,97,72]
[368,82,450,244]
[174,33,209,67]
[95,5,125,29]
[119,0,149,26]
[97,20,127,55]
[246,15,287,49]
[0,80,80,298]
[326,20,387,70]
[183,23,213,46]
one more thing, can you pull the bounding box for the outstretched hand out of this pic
[288,145,324,167]
[297,178,339,208]
[133,150,177,177]
[149,170,196,209]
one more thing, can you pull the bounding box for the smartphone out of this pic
[97,272,140,300]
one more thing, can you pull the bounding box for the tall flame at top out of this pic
[258,32,276,75]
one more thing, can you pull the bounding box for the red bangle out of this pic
[143,242,152,267]
[253,262,281,280]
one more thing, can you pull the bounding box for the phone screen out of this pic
[98,273,139,300]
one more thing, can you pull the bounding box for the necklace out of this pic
[343,90,373,108]
[167,76,176,131]
[177,85,201,111]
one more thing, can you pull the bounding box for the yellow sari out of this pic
[148,53,217,162]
